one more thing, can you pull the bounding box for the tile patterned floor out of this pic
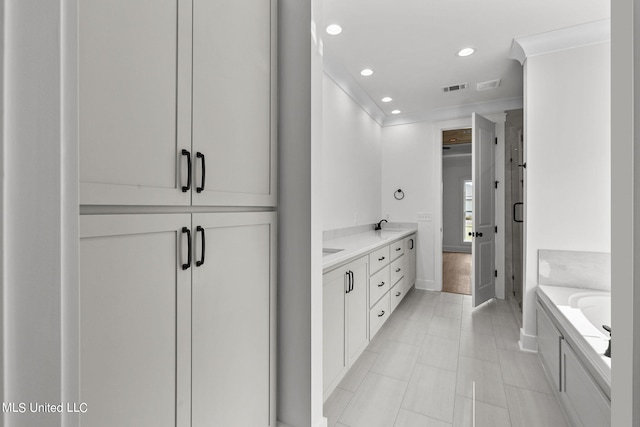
[324,289,570,427]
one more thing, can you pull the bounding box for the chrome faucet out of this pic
[374,219,388,230]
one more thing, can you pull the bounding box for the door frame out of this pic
[434,113,506,299]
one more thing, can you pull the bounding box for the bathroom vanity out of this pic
[536,286,611,427]
[322,226,417,400]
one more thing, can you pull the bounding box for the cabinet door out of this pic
[79,214,191,427]
[346,257,369,366]
[561,341,611,427]
[406,235,417,289]
[323,266,348,400]
[79,0,192,205]
[192,0,277,207]
[191,212,276,427]
[536,302,562,391]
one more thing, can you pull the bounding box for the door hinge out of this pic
[495,270,498,278]
[495,137,498,145]
[495,225,498,233]
[495,180,499,189]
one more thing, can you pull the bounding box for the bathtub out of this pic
[536,285,611,397]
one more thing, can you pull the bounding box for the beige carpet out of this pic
[442,252,471,295]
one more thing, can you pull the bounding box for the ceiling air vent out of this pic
[443,83,468,93]
[476,79,501,91]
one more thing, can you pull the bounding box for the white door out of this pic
[191,0,277,207]
[79,0,192,205]
[190,212,276,427]
[472,113,496,307]
[79,214,191,427]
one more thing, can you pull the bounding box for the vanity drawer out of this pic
[369,245,390,274]
[369,292,390,339]
[369,266,390,307]
[390,256,404,285]
[390,277,405,314]
[390,240,404,261]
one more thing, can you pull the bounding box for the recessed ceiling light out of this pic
[391,110,401,115]
[457,47,475,57]
[360,69,373,77]
[326,24,342,35]
[381,97,393,103]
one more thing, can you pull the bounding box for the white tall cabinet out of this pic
[79,0,276,207]
[78,1,277,426]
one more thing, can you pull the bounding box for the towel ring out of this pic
[394,189,405,200]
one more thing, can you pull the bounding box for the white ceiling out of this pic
[322,0,610,126]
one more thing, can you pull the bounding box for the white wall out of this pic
[382,114,506,298]
[443,155,472,253]
[3,1,79,426]
[322,75,382,230]
[521,41,611,349]
[381,121,438,290]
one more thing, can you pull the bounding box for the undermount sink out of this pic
[323,248,344,257]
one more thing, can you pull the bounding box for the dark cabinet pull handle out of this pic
[196,226,205,267]
[396,247,401,251]
[196,152,206,193]
[345,271,351,294]
[378,310,385,317]
[396,292,401,297]
[181,227,191,270]
[396,268,401,273]
[350,271,354,292]
[378,281,385,287]
[513,202,524,223]
[181,149,191,192]
[378,256,385,261]
[477,232,483,237]
[410,239,414,249]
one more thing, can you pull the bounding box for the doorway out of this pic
[442,129,472,295]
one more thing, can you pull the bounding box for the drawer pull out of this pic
[378,281,385,287]
[396,292,401,297]
[395,268,401,273]
[396,247,401,251]
[378,256,385,261]
[378,310,385,317]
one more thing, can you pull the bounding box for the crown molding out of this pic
[509,19,610,65]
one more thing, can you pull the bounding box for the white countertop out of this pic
[537,285,611,397]
[323,228,416,273]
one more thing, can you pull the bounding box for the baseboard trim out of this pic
[519,328,538,352]
[416,279,440,291]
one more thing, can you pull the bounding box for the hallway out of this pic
[442,252,471,296]
[323,289,568,427]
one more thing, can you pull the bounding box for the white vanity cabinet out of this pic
[536,296,611,427]
[79,0,277,207]
[80,212,277,427]
[560,341,611,427]
[323,256,369,400]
